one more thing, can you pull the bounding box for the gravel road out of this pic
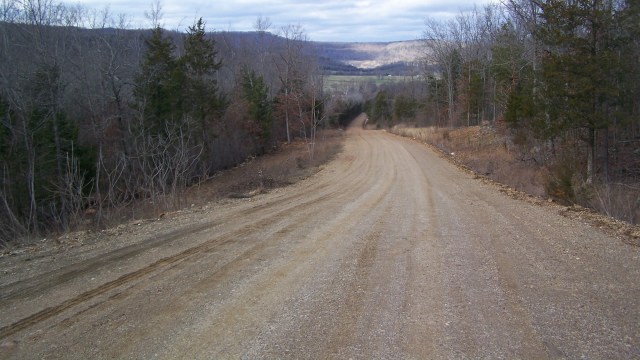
[1,115,639,358]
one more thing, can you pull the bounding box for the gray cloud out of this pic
[76,0,492,41]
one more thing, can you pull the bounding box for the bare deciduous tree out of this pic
[275,24,309,143]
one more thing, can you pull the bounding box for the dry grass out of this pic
[390,125,640,242]
[184,129,344,204]
[391,125,547,197]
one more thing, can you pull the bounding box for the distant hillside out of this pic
[0,21,423,77]
[315,40,423,75]
[210,33,425,76]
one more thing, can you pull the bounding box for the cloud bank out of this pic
[76,0,492,42]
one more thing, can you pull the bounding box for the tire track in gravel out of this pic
[0,142,361,303]
[0,133,365,300]
[0,132,377,340]
[78,128,395,357]
[240,132,429,359]
[322,143,399,356]
[165,142,399,357]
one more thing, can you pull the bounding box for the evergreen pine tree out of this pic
[181,18,225,173]
[535,0,618,182]
[134,26,183,134]
[241,68,273,153]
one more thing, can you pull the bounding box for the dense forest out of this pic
[0,1,363,245]
[366,0,639,223]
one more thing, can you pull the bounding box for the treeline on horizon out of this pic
[365,0,639,221]
[0,1,365,244]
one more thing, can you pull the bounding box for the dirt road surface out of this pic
[1,115,639,358]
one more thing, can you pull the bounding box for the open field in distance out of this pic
[324,75,416,92]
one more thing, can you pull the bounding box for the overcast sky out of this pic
[77,0,492,42]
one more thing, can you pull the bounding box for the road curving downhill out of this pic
[0,114,638,358]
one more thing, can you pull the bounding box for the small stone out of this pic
[0,340,18,349]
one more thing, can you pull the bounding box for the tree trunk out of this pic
[285,88,291,144]
[603,126,609,182]
[587,127,596,185]
[447,68,455,127]
[24,128,38,233]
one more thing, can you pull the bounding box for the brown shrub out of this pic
[544,161,578,205]
[186,129,344,201]
[390,125,548,198]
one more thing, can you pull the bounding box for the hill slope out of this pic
[316,40,423,75]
